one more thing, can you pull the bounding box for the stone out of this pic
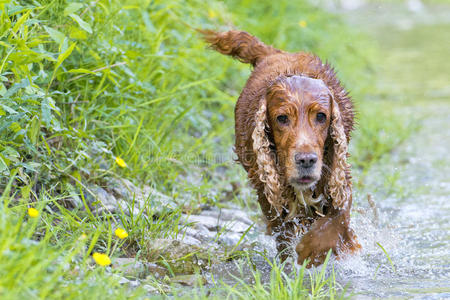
[183,214,253,233]
[183,225,217,242]
[176,235,202,247]
[170,274,207,286]
[88,185,116,213]
[199,208,254,225]
[147,263,169,278]
[113,257,168,279]
[219,232,245,246]
[84,177,179,215]
[144,238,216,274]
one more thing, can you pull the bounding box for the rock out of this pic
[118,277,130,285]
[89,186,117,213]
[183,214,252,233]
[142,284,159,294]
[199,208,254,225]
[128,280,141,288]
[83,177,179,215]
[219,232,245,246]
[107,177,175,208]
[176,234,202,247]
[113,257,168,279]
[114,275,130,285]
[183,225,217,242]
[170,274,207,286]
[147,263,169,278]
[144,238,216,274]
[183,215,219,231]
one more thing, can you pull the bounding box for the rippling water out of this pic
[338,103,450,298]
[336,3,450,297]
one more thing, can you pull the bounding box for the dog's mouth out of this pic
[290,175,317,188]
[297,176,315,184]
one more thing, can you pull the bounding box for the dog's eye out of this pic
[277,115,289,125]
[316,112,326,123]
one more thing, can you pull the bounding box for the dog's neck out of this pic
[287,186,326,219]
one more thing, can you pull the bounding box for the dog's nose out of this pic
[295,152,318,169]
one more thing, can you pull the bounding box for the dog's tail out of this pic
[200,30,281,67]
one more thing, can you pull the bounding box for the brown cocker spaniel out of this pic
[203,30,361,267]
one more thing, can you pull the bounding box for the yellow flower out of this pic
[299,20,307,28]
[115,156,127,168]
[208,9,217,19]
[28,207,39,218]
[114,228,128,239]
[92,252,111,266]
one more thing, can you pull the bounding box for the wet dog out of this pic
[203,30,360,267]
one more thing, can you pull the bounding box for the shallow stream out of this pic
[338,3,450,297]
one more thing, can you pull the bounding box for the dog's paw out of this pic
[296,217,361,268]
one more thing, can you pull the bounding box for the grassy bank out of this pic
[0,0,412,298]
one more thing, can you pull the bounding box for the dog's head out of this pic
[253,74,350,212]
[266,75,331,191]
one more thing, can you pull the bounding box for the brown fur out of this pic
[203,30,360,267]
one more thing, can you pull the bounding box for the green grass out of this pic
[0,174,145,299]
[0,0,418,298]
[175,251,346,300]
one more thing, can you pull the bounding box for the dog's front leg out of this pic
[257,194,297,262]
[271,220,296,262]
[295,207,360,267]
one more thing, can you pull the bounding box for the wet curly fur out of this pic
[202,30,359,266]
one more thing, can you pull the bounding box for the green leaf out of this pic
[41,97,52,126]
[8,50,47,65]
[27,116,41,145]
[12,10,31,33]
[21,185,31,200]
[0,104,18,114]
[64,3,83,16]
[69,13,92,34]
[2,147,20,163]
[44,26,65,44]
[0,41,11,48]
[22,162,40,173]
[60,37,69,53]
[141,10,156,33]
[55,42,76,71]
[67,68,96,74]
[0,156,8,173]
[4,79,29,97]
[0,83,6,96]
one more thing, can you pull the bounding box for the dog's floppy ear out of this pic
[327,95,352,209]
[251,97,286,213]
